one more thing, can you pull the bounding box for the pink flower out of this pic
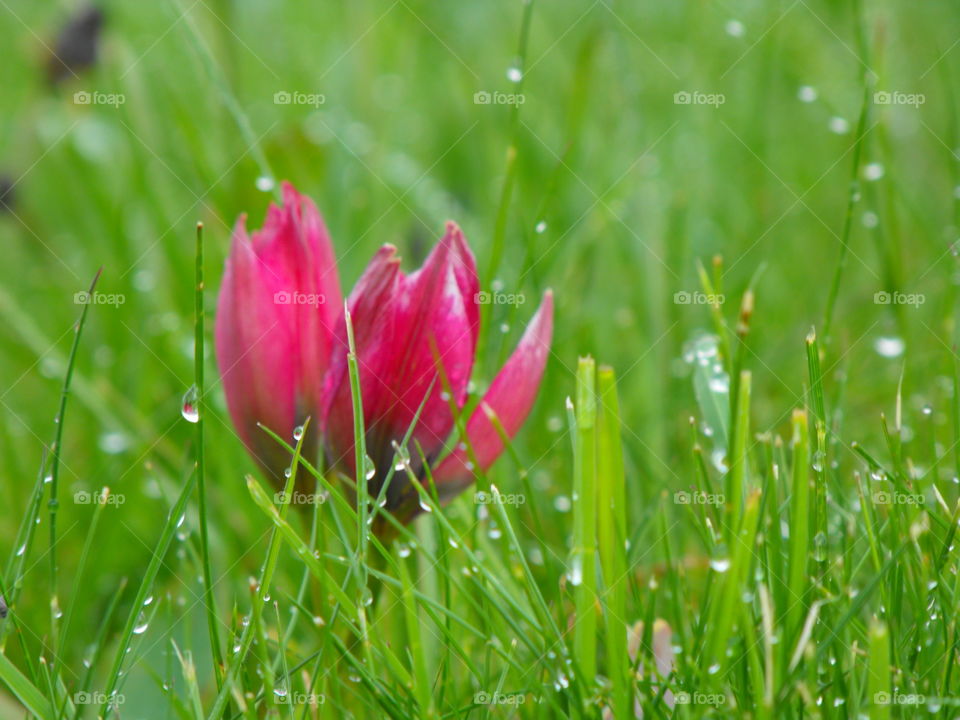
[216,182,553,522]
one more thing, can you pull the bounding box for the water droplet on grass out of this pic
[874,336,905,358]
[798,85,817,102]
[256,176,275,192]
[863,162,885,181]
[181,385,199,423]
[710,558,731,573]
[725,19,745,37]
[828,116,850,134]
[506,66,523,83]
[293,425,304,441]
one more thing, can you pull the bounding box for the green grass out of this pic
[2,0,960,717]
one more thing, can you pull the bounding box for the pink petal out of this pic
[322,230,480,478]
[432,290,553,500]
[215,182,341,480]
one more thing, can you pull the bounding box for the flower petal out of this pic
[215,182,341,481]
[432,289,554,501]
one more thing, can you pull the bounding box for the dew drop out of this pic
[828,116,850,134]
[132,614,149,635]
[798,85,817,103]
[874,336,905,358]
[725,19,745,37]
[181,385,200,423]
[292,425,304,441]
[506,66,523,83]
[535,220,547,234]
[256,176,275,193]
[710,558,731,573]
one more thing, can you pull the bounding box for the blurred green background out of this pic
[1,0,959,714]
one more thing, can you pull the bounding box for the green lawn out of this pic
[1,0,959,717]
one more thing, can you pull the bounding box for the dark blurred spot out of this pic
[407,225,428,266]
[0,594,7,619]
[47,5,104,84]
[0,175,14,213]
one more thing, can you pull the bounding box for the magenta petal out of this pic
[215,182,342,480]
[322,231,479,478]
[432,290,554,499]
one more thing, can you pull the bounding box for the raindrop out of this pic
[874,336,905,358]
[132,614,149,635]
[419,498,433,513]
[256,176,275,193]
[397,544,411,559]
[535,220,547,234]
[273,687,288,699]
[506,66,523,83]
[798,85,817,103]
[828,116,850,134]
[554,495,572,512]
[725,19,745,37]
[710,558,731,573]
[862,211,879,228]
[567,556,583,586]
[863,162,885,181]
[181,385,200,423]
[292,425,304,441]
[98,432,129,455]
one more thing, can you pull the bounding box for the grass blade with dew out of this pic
[206,419,326,720]
[193,222,225,688]
[100,463,202,720]
[596,365,630,720]
[572,357,598,692]
[48,267,101,660]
